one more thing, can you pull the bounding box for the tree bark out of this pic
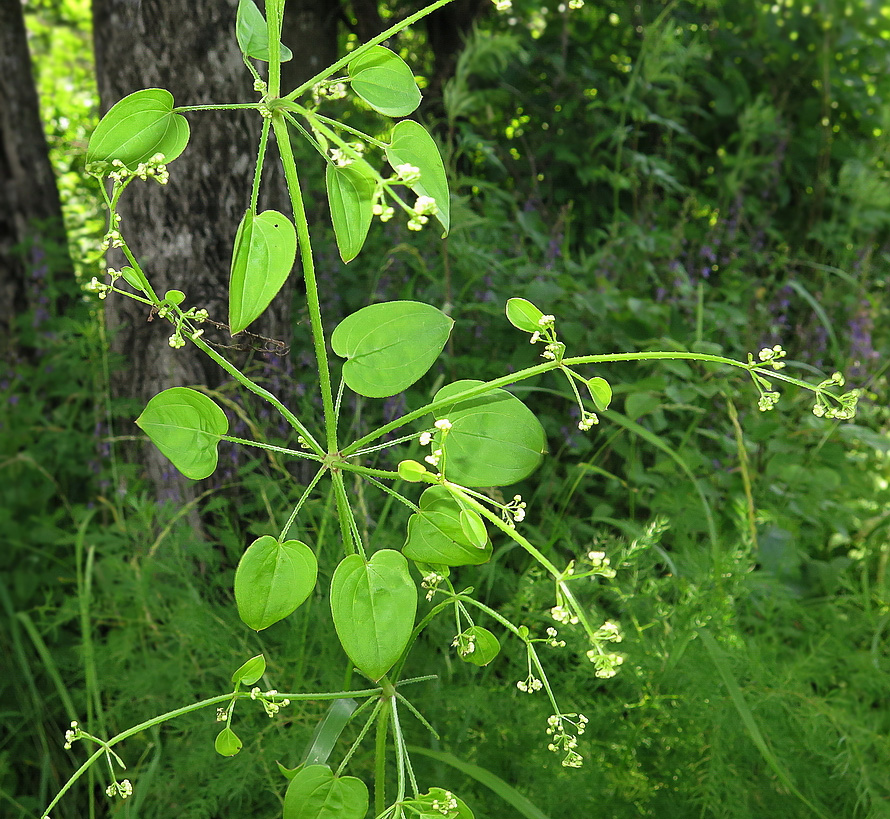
[0,0,70,359]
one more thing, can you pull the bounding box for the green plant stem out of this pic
[375,696,392,816]
[191,335,323,455]
[250,116,271,213]
[172,103,261,112]
[280,463,329,541]
[266,0,282,98]
[220,434,323,461]
[271,115,338,451]
[342,350,826,456]
[282,0,456,102]
[41,687,384,819]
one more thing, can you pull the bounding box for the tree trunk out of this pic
[0,0,70,359]
[91,0,336,500]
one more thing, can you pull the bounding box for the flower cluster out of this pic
[311,79,348,104]
[62,720,80,750]
[105,779,133,799]
[757,344,787,369]
[330,141,365,167]
[544,626,566,648]
[578,411,599,431]
[585,649,624,679]
[550,604,579,626]
[84,276,112,300]
[420,418,451,469]
[394,163,421,186]
[546,713,588,768]
[104,154,169,185]
[516,673,543,693]
[812,372,859,419]
[586,550,617,579]
[407,195,439,231]
[250,687,291,718]
[451,630,476,658]
[501,494,527,527]
[430,791,459,815]
[593,620,623,643]
[421,570,445,601]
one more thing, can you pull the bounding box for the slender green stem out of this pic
[342,350,827,456]
[250,116,272,213]
[191,335,323,455]
[271,115,338,451]
[359,475,419,514]
[280,463,329,541]
[172,103,261,112]
[266,0,282,98]
[41,687,384,818]
[375,698,392,817]
[220,435,323,461]
[283,0,456,102]
[281,110,328,160]
[314,113,386,147]
[332,470,358,556]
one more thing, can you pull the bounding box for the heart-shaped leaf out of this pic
[135,387,228,480]
[214,727,242,757]
[87,88,190,169]
[455,626,500,667]
[506,297,545,333]
[403,487,492,567]
[587,377,612,411]
[433,380,546,487]
[235,536,317,631]
[229,209,298,335]
[330,550,416,681]
[331,301,453,398]
[326,163,376,263]
[236,0,293,62]
[283,765,368,819]
[386,119,450,235]
[347,46,421,117]
[231,653,266,686]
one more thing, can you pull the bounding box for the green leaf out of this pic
[135,387,228,480]
[326,163,376,263]
[231,653,266,686]
[87,88,189,170]
[330,550,417,681]
[397,460,429,482]
[433,380,546,487]
[331,301,453,398]
[587,377,612,411]
[234,536,317,631]
[163,289,185,306]
[214,727,242,757]
[347,46,421,117]
[386,119,450,235]
[119,266,146,292]
[403,487,492,567]
[283,765,368,819]
[402,788,475,819]
[229,209,298,335]
[235,0,293,62]
[457,626,500,667]
[505,298,544,333]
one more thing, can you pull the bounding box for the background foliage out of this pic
[3,0,889,817]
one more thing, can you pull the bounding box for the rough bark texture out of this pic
[281,0,341,92]
[91,0,329,498]
[0,0,70,358]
